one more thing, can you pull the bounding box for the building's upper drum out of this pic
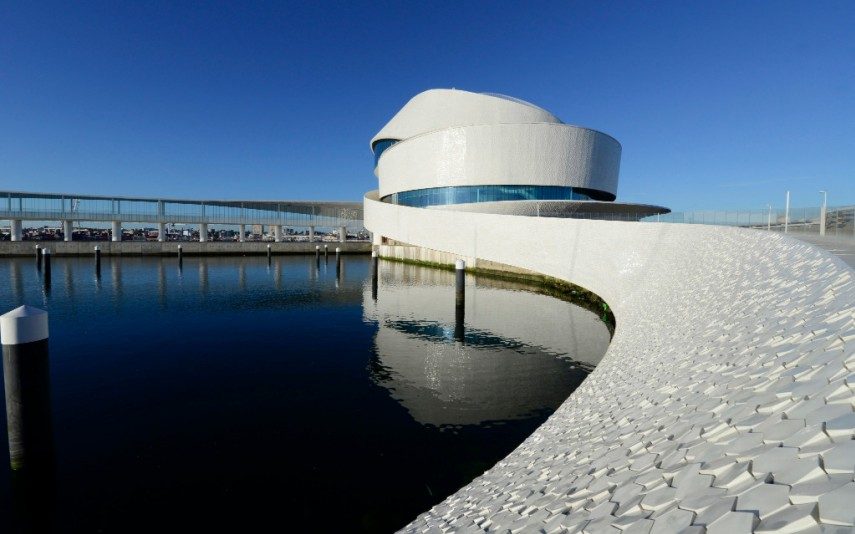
[372,88,623,205]
[370,89,562,151]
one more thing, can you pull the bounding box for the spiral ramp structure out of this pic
[365,89,855,533]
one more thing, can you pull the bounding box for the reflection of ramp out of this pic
[371,326,583,427]
[363,269,610,369]
[363,265,610,427]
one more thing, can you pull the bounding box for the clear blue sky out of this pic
[2,1,853,211]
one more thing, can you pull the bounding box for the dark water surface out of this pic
[0,255,609,533]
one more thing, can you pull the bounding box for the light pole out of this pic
[767,204,772,231]
[819,190,827,236]
[784,191,790,233]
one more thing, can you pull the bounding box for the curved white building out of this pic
[370,89,667,217]
[365,91,855,533]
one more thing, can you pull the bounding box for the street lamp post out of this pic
[784,191,790,233]
[819,190,827,236]
[767,204,772,231]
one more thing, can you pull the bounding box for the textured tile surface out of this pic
[364,195,855,533]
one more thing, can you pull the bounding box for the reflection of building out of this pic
[370,89,668,221]
[363,264,610,426]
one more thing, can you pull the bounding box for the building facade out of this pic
[369,89,668,219]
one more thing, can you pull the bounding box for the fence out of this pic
[649,205,855,239]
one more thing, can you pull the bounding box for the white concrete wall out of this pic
[371,89,561,149]
[364,191,855,533]
[378,123,620,200]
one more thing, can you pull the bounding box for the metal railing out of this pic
[646,205,855,239]
[516,203,855,240]
[0,190,364,230]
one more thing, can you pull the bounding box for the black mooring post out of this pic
[324,244,328,261]
[454,259,465,343]
[371,250,378,301]
[94,246,101,277]
[267,244,271,262]
[35,246,41,270]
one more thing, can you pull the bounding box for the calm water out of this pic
[0,254,610,533]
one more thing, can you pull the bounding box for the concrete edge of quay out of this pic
[0,241,372,256]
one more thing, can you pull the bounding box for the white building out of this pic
[368,88,667,223]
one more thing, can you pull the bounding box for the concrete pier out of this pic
[199,223,208,243]
[338,226,346,242]
[274,225,282,243]
[308,226,315,242]
[111,221,121,242]
[0,241,371,256]
[238,224,245,243]
[157,222,166,242]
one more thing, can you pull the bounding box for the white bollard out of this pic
[1,305,53,471]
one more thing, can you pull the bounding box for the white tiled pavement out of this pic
[365,195,855,533]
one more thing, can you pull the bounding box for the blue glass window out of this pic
[372,139,398,168]
[382,186,604,207]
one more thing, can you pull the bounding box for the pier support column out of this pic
[238,224,245,243]
[111,221,121,242]
[10,220,23,242]
[157,222,166,242]
[274,225,282,243]
[308,226,314,243]
[372,232,382,246]
[338,226,346,243]
[62,220,72,242]
[199,223,208,243]
[1,305,53,472]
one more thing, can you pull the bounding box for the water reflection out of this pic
[199,260,208,294]
[9,260,23,303]
[158,261,167,308]
[111,260,122,304]
[364,262,610,427]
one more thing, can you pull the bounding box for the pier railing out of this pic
[0,190,364,230]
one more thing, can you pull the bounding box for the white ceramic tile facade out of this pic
[364,192,855,533]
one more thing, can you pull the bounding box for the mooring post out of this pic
[324,244,328,259]
[455,259,465,343]
[94,246,101,276]
[267,243,271,262]
[335,247,341,279]
[371,250,378,301]
[1,305,54,472]
[34,245,41,269]
[315,245,320,261]
[42,249,51,286]
[177,244,183,263]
